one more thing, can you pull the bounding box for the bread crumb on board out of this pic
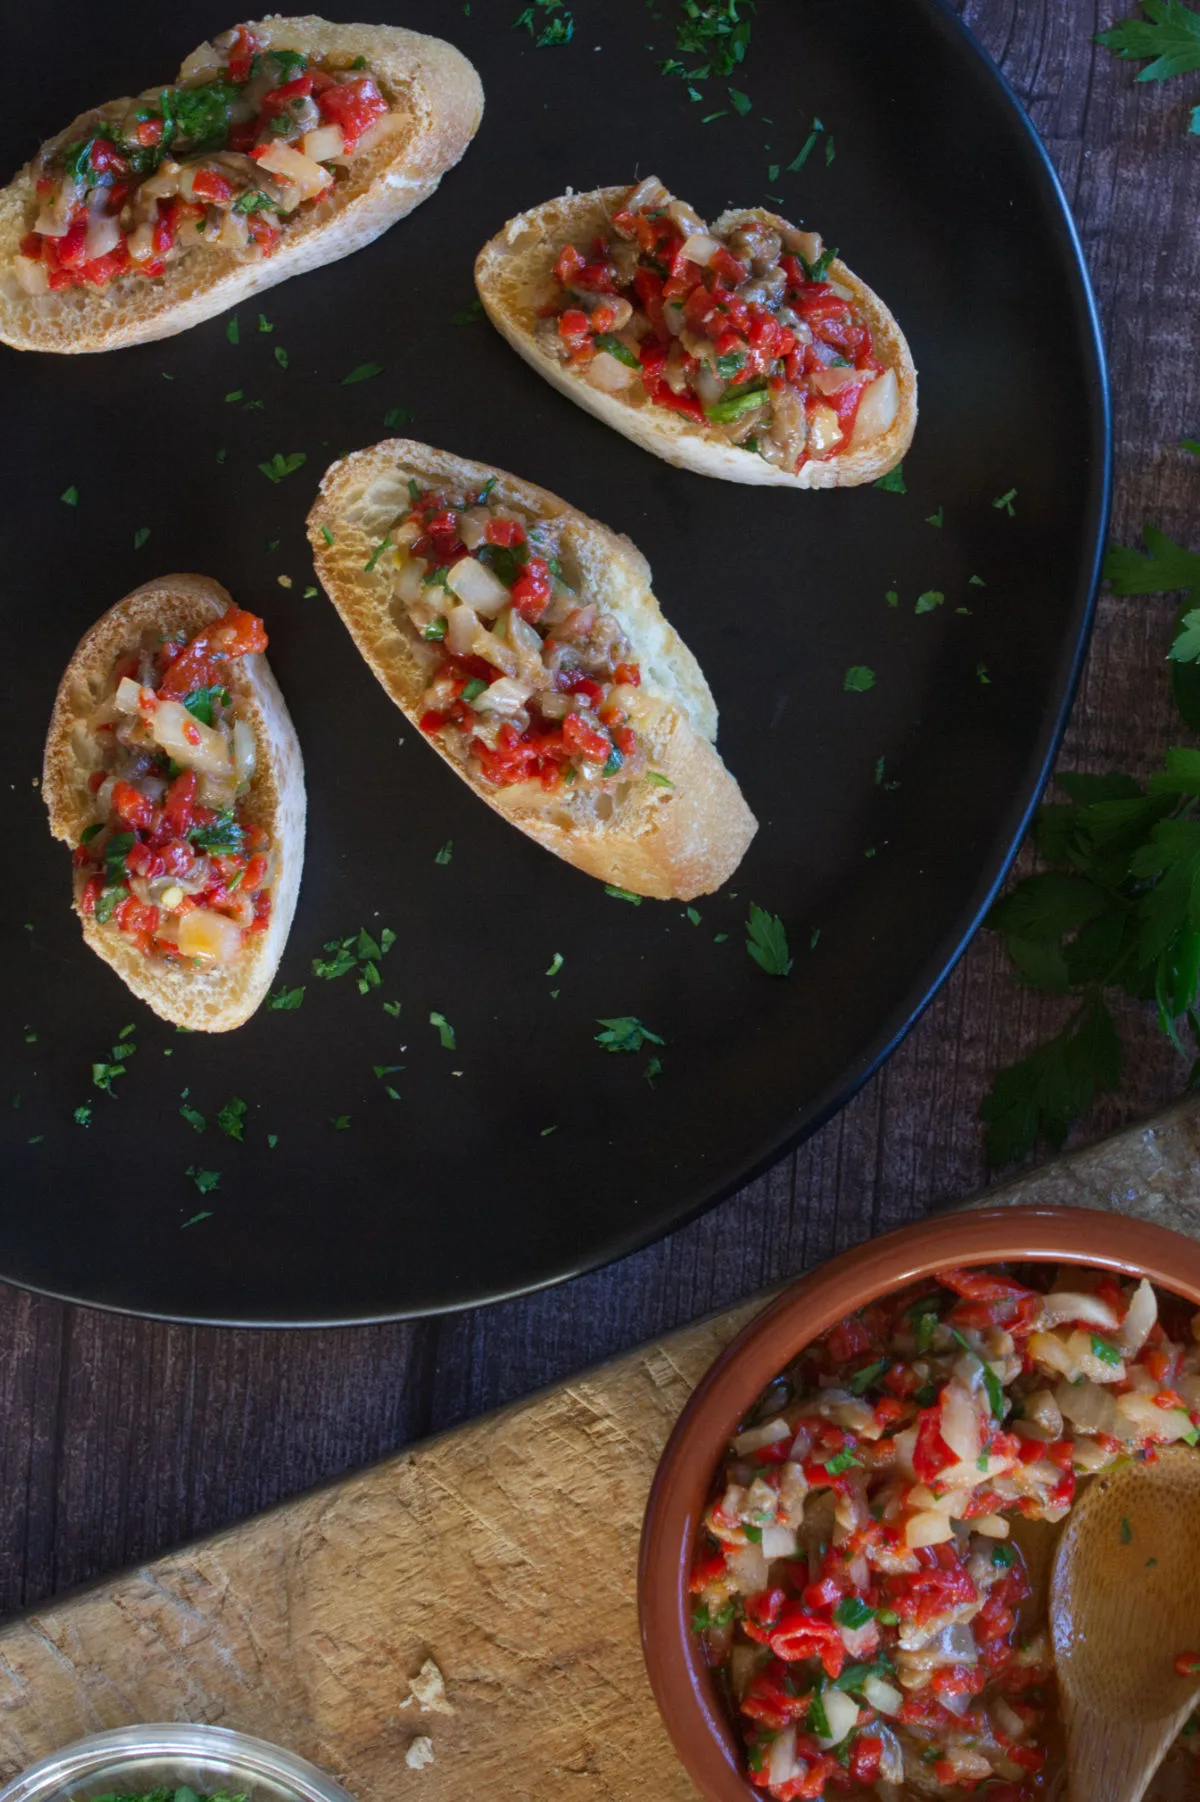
[405,1737,435,1771]
[407,1655,454,1715]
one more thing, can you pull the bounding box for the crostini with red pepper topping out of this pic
[43,575,305,1030]
[475,176,916,489]
[0,16,482,352]
[307,441,757,900]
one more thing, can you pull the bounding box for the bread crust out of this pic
[43,574,306,1031]
[474,186,917,489]
[0,16,484,353]
[306,440,757,900]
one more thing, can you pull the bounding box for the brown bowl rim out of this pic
[636,1205,1200,1802]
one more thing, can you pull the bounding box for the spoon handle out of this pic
[1067,1700,1195,1802]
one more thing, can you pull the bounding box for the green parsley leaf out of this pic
[258,451,306,483]
[383,1000,402,1018]
[342,362,384,384]
[364,538,393,573]
[915,590,945,614]
[331,1115,351,1132]
[430,1010,456,1050]
[728,86,751,113]
[1090,1333,1123,1367]
[788,124,822,170]
[644,1055,664,1086]
[1120,1515,1133,1544]
[133,526,151,550]
[186,1166,221,1194]
[873,463,906,493]
[646,770,675,789]
[273,345,288,370]
[746,902,793,977]
[993,487,1018,515]
[844,665,876,693]
[846,1359,888,1395]
[594,332,641,368]
[1096,2,1200,83]
[182,684,229,728]
[980,991,1122,1165]
[992,1542,1017,1567]
[594,1016,665,1054]
[384,405,415,429]
[926,505,944,528]
[605,884,643,904]
[546,952,564,976]
[807,1687,832,1739]
[179,1093,206,1133]
[822,1448,861,1476]
[216,1096,247,1142]
[226,315,240,344]
[435,839,453,865]
[61,485,79,506]
[189,811,243,855]
[705,385,769,423]
[833,1596,876,1630]
[949,1326,1006,1417]
[268,986,305,1010]
[451,298,485,325]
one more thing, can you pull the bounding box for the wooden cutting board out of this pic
[1,1099,1199,1802]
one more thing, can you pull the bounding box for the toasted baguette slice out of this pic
[307,441,757,899]
[43,575,306,1031]
[475,185,916,489]
[0,17,483,353]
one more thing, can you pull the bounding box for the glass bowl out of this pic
[0,1726,354,1802]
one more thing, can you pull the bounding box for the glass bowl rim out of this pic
[0,1725,353,1802]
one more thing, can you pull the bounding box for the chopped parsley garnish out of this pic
[594,1016,665,1054]
[179,1092,206,1133]
[435,839,454,865]
[691,1599,736,1633]
[430,1010,457,1050]
[342,362,385,384]
[926,506,944,528]
[514,0,576,45]
[364,538,393,573]
[594,332,641,368]
[189,812,243,855]
[273,346,289,370]
[915,590,945,614]
[846,1358,888,1395]
[746,903,792,976]
[1120,1515,1133,1544]
[833,1596,875,1629]
[451,298,486,325]
[258,451,307,483]
[320,525,334,547]
[992,487,1018,515]
[644,1055,664,1086]
[226,315,240,344]
[705,384,769,423]
[384,406,415,429]
[217,1096,247,1141]
[92,1030,137,1095]
[182,684,229,727]
[799,245,837,282]
[61,484,79,506]
[844,665,876,692]
[646,771,675,789]
[74,1103,92,1126]
[546,951,564,976]
[873,463,906,493]
[807,1687,832,1739]
[331,1115,351,1132]
[268,986,305,1010]
[822,1449,861,1476]
[788,117,824,170]
[133,526,151,550]
[186,1166,221,1194]
[604,884,642,904]
[234,189,277,214]
[1090,1333,1123,1367]
[991,1542,1017,1567]
[950,1326,1006,1418]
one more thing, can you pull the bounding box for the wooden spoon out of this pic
[1051,1445,1200,1802]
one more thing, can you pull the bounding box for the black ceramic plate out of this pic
[0,0,1108,1323]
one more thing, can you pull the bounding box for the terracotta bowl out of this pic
[637,1205,1200,1802]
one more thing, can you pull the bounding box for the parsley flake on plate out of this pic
[746,903,793,976]
[182,1210,213,1228]
[343,361,384,384]
[594,1016,664,1054]
[74,1103,92,1127]
[179,1091,206,1133]
[844,665,876,692]
[226,315,240,344]
[259,451,306,483]
[451,298,485,325]
[915,590,945,614]
[926,505,944,528]
[992,487,1018,515]
[546,951,564,977]
[604,884,642,904]
[331,1115,351,1131]
[61,484,79,506]
[268,985,305,1010]
[430,1011,456,1050]
[384,406,415,429]
[274,346,289,370]
[873,463,906,493]
[217,1096,247,1141]
[435,839,453,865]
[133,526,151,550]
[186,1166,221,1195]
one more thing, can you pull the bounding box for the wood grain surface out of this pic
[1,1101,1199,1801]
[3,0,1200,1626]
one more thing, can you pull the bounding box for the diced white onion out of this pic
[458,506,492,550]
[862,1674,904,1717]
[1041,1290,1120,1331]
[84,199,122,262]
[680,231,720,267]
[397,555,428,604]
[905,1509,955,1549]
[127,221,157,263]
[301,124,345,163]
[331,110,405,164]
[114,677,149,714]
[446,603,483,655]
[940,1380,981,1465]
[972,1515,1010,1538]
[767,1726,801,1788]
[733,1417,792,1456]
[471,676,532,716]
[816,1688,859,1749]
[759,1522,798,1560]
[725,1542,768,1593]
[446,555,510,615]
[849,367,900,447]
[255,140,332,201]
[1118,1279,1157,1357]
[1116,1393,1194,1441]
[586,349,639,393]
[807,403,843,456]
[232,716,256,788]
[149,698,232,779]
[810,365,862,397]
[177,908,243,963]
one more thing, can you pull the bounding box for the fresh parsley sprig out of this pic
[1096,1,1200,133]
[981,523,1200,1165]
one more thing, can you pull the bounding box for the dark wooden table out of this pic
[3,0,1197,1621]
